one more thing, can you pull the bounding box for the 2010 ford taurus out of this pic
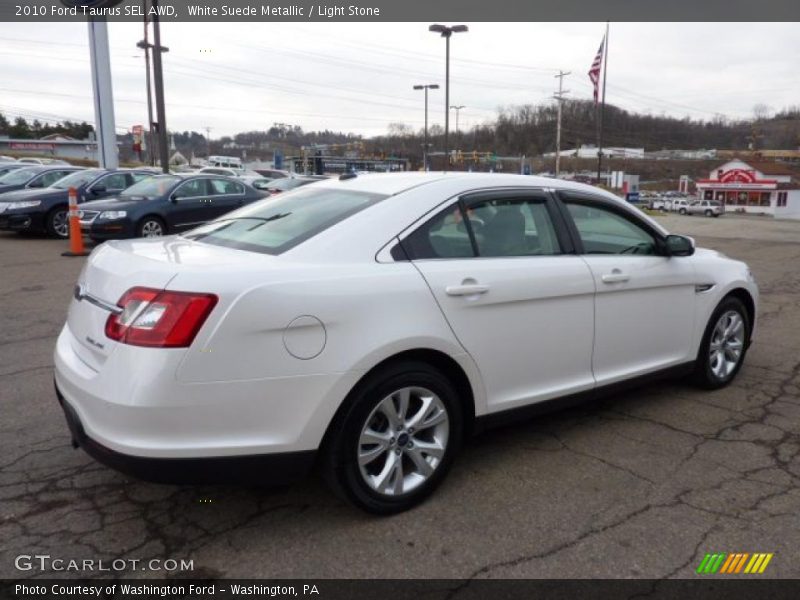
[54,173,758,514]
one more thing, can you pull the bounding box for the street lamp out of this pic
[414,84,439,171]
[429,24,468,171]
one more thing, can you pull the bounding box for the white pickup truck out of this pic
[685,199,725,217]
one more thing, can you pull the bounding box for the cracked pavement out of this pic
[1,214,798,580]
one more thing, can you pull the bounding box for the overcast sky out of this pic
[2,22,798,139]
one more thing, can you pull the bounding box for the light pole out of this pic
[450,104,465,148]
[429,24,468,171]
[414,84,439,171]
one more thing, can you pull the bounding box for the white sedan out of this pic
[54,173,758,513]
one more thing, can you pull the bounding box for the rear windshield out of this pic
[52,169,103,189]
[0,167,39,184]
[183,186,387,255]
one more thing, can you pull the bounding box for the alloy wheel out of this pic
[357,386,449,496]
[52,210,69,238]
[140,220,164,237]
[709,310,745,379]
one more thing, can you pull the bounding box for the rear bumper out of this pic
[56,383,316,485]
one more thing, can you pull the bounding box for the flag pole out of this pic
[596,22,609,184]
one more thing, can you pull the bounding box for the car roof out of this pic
[310,171,619,198]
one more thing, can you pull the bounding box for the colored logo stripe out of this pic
[697,553,773,574]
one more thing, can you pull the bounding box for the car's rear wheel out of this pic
[692,296,750,389]
[137,216,165,238]
[705,209,713,217]
[679,207,687,215]
[46,205,69,238]
[323,361,463,514]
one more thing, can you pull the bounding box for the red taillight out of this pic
[105,287,218,348]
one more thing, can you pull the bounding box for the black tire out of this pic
[136,216,166,238]
[692,296,751,389]
[679,208,687,215]
[45,205,70,239]
[705,210,713,217]
[322,361,463,514]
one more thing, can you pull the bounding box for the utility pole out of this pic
[450,105,465,148]
[136,1,155,166]
[553,70,570,178]
[150,0,170,174]
[204,126,212,158]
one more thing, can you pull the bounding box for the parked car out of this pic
[254,168,289,179]
[670,198,692,214]
[686,200,724,217]
[55,172,758,514]
[0,165,82,195]
[198,167,263,186]
[17,157,70,165]
[0,169,153,238]
[649,196,668,211]
[78,174,265,241]
[250,177,274,192]
[263,175,325,195]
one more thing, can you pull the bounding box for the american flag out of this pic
[588,36,605,104]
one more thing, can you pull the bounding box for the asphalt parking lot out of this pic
[1,213,799,580]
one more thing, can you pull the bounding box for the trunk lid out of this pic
[67,237,275,370]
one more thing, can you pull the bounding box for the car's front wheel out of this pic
[46,206,70,238]
[323,361,463,514]
[692,296,750,389]
[137,216,166,238]
[705,209,713,217]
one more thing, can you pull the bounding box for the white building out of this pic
[695,159,800,219]
[544,144,645,159]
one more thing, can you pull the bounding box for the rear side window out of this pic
[209,179,244,195]
[404,204,474,259]
[403,193,562,259]
[183,187,387,255]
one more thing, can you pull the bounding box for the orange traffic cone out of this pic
[61,187,90,257]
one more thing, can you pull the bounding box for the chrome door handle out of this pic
[445,284,489,296]
[601,271,630,284]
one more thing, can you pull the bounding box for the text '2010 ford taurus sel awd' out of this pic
[54,173,758,514]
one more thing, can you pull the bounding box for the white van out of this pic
[207,155,243,170]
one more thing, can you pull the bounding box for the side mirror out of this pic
[27,180,44,189]
[169,193,179,203]
[664,234,695,257]
[91,184,106,194]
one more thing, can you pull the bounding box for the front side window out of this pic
[565,200,658,255]
[98,173,129,191]
[173,178,209,199]
[183,187,387,255]
[121,175,180,198]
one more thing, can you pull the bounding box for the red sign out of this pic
[9,142,55,151]
[718,169,757,183]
